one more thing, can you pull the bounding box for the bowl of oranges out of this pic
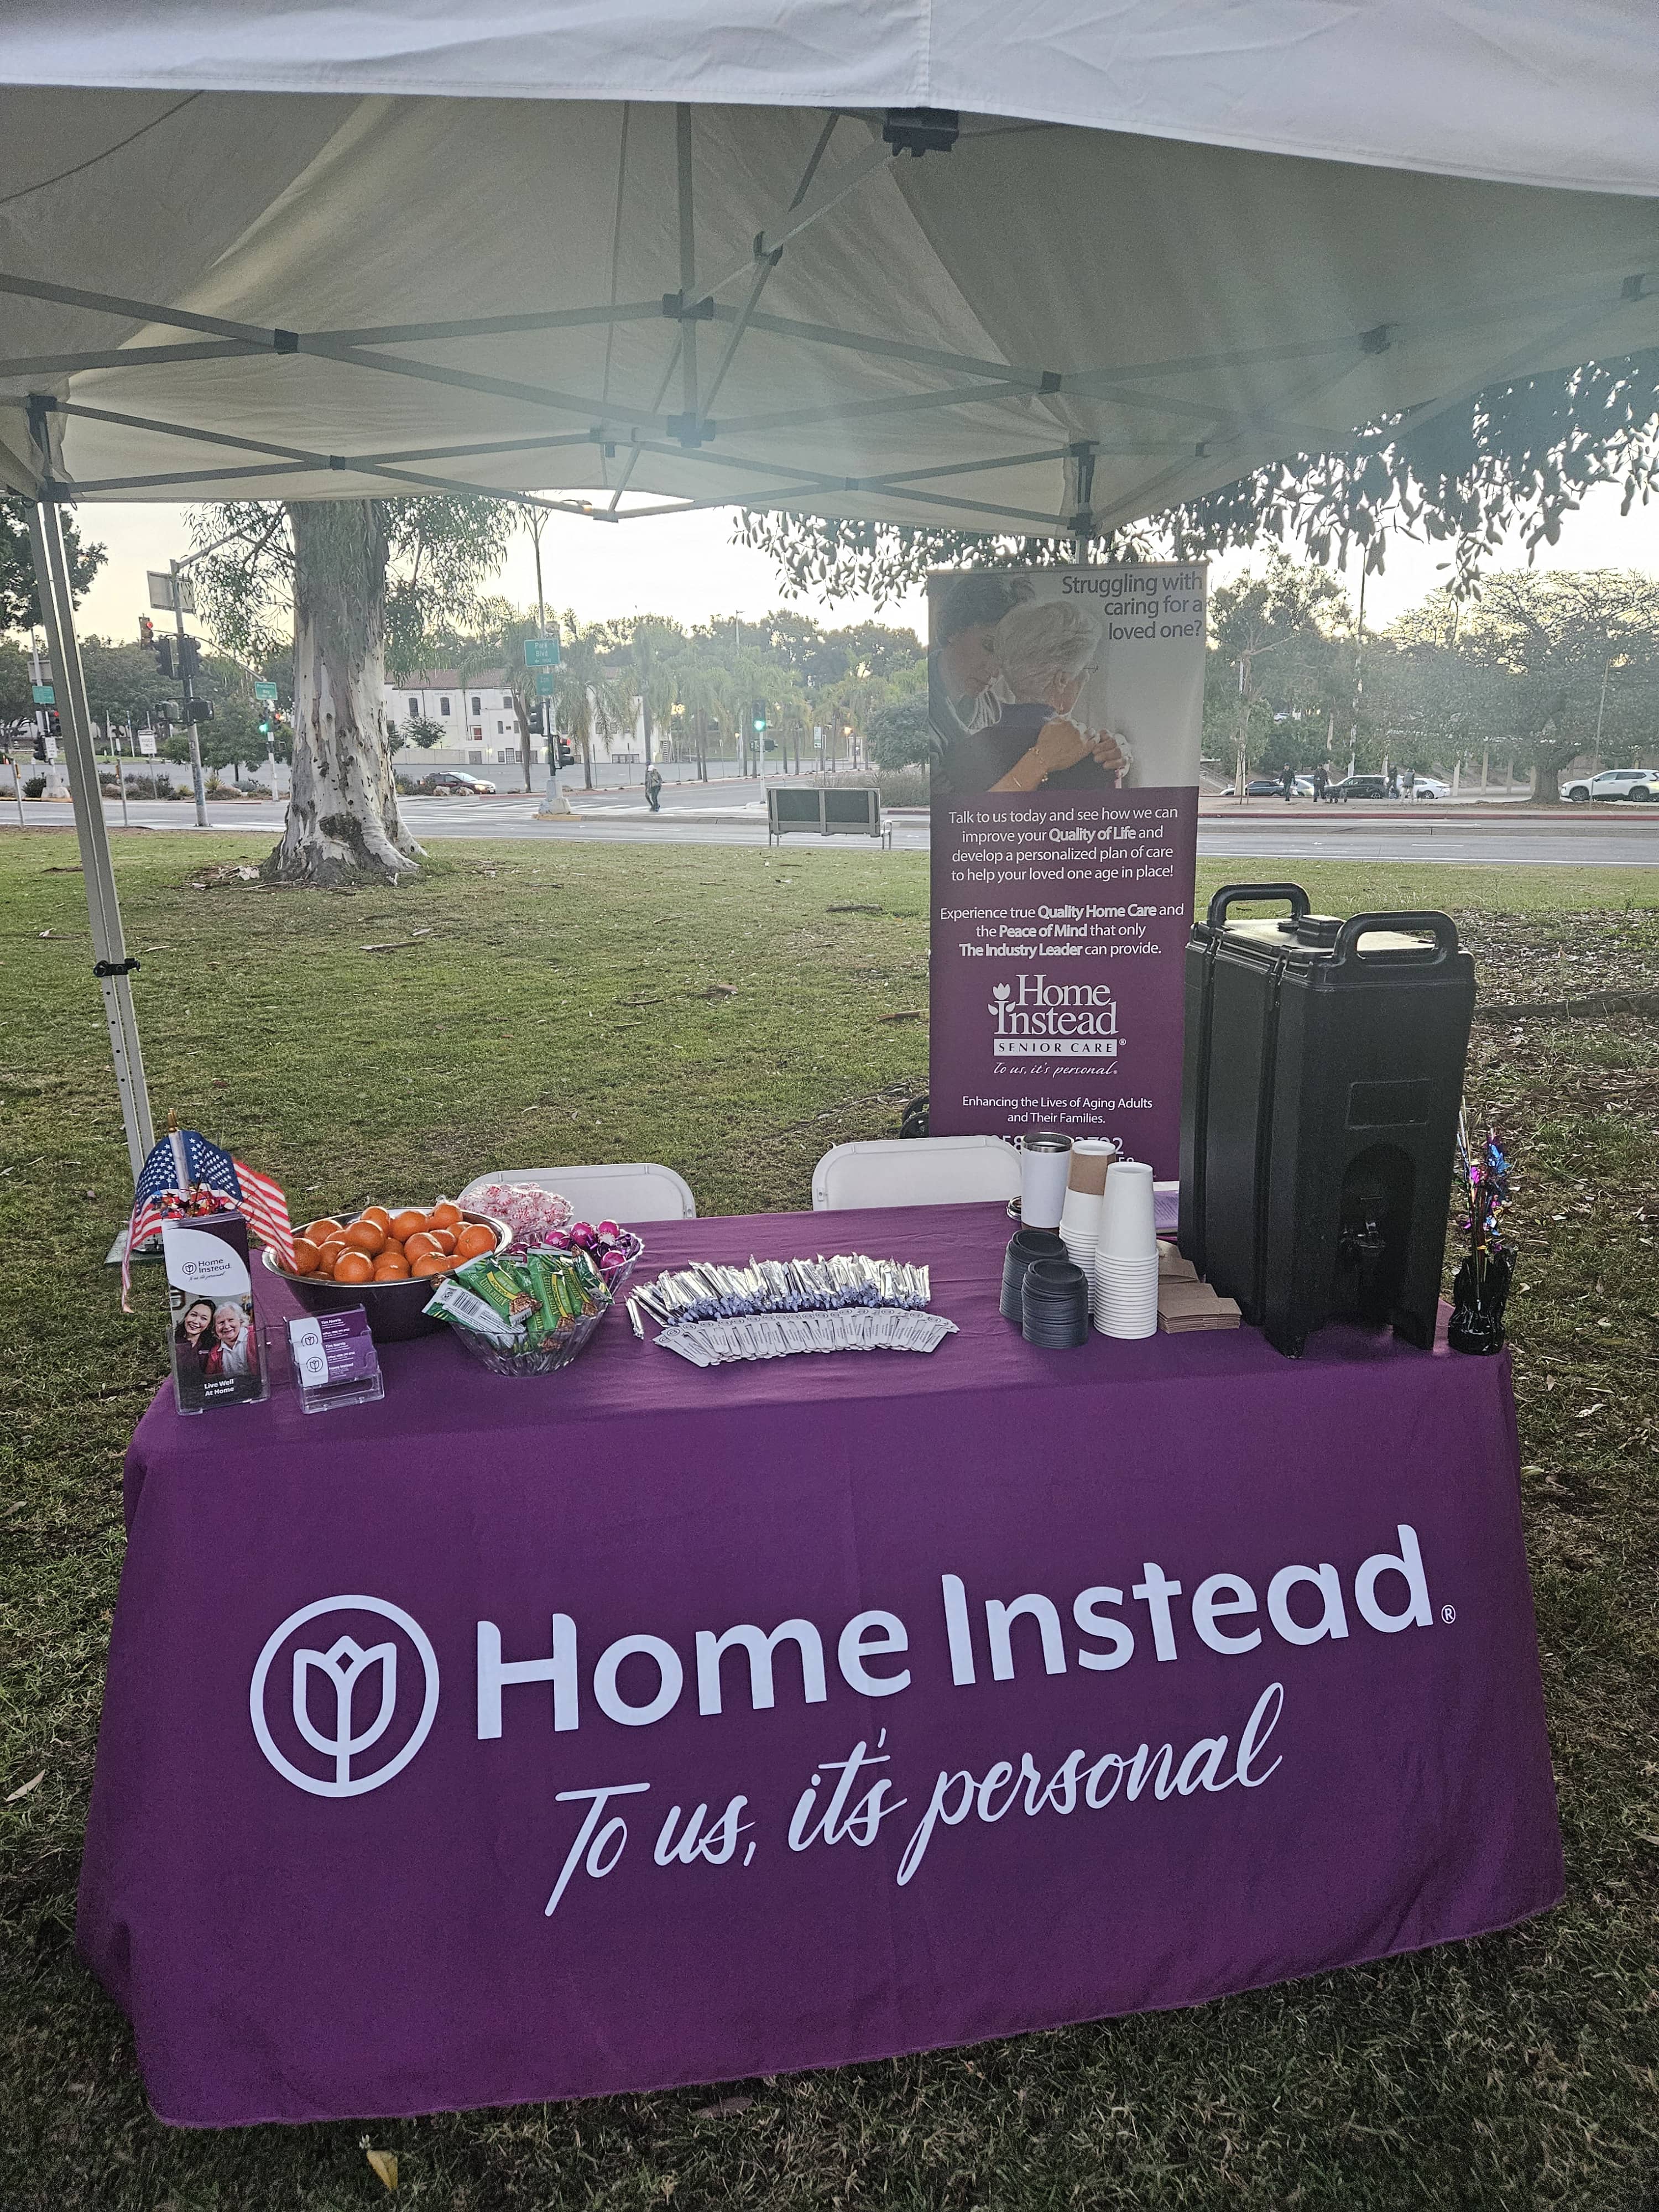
[262,1199,510,1342]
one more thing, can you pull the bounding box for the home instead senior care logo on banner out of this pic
[249,1524,1441,1923]
[927,565,1206,1172]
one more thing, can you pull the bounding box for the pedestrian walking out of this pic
[1312,763,1329,804]
[644,763,663,813]
[1280,762,1296,802]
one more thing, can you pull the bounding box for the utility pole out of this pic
[1592,658,1612,771]
[1347,564,1368,779]
[170,559,210,828]
[528,512,547,796]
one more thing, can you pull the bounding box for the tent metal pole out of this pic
[676,106,698,431]
[694,134,894,298]
[24,496,155,1181]
[700,115,838,414]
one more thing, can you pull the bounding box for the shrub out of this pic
[812,765,930,807]
[23,775,46,799]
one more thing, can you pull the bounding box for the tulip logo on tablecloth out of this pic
[250,1595,439,1797]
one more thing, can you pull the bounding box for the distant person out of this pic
[644,763,663,812]
[1402,767,1416,799]
[929,573,1034,743]
[1312,763,1329,803]
[1280,763,1296,802]
[1387,766,1400,798]
[936,601,1129,796]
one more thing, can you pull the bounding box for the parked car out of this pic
[415,769,498,795]
[1408,775,1452,799]
[1329,774,1391,801]
[1221,776,1294,797]
[1563,766,1659,803]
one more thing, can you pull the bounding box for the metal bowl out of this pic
[262,1209,510,1343]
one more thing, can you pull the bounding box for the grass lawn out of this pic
[3,828,1659,2211]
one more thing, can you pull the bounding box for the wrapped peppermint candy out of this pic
[466,1182,576,1252]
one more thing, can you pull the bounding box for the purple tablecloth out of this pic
[79,1203,1562,2127]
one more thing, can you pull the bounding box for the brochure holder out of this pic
[287,1307,385,1413]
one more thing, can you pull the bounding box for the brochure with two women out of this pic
[164,1213,267,1413]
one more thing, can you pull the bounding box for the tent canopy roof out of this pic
[7,2,1659,198]
[3,9,1657,533]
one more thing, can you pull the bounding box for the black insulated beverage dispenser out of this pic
[1179,884,1475,1357]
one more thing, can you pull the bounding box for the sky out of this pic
[64,481,1659,655]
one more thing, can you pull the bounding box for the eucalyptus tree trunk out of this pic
[266,500,421,885]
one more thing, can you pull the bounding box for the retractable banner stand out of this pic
[928,566,1207,1174]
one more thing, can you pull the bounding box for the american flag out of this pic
[122,1128,295,1307]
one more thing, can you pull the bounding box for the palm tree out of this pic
[625,618,682,771]
[549,617,629,790]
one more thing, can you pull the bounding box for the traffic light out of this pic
[258,717,272,738]
[557,738,575,768]
[750,700,768,734]
[155,635,201,681]
[138,615,154,648]
[525,703,545,737]
[183,698,213,724]
[32,732,46,760]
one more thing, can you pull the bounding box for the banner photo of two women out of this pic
[926,565,1207,1175]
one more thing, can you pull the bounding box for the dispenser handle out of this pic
[1204,882,1310,929]
[1330,910,1459,967]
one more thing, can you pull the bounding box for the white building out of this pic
[388,669,533,768]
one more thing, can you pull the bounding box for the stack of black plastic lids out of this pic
[1020,1257,1092,1348]
[1001,1227,1064,1322]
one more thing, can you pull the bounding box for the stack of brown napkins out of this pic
[1155,1242,1241,1333]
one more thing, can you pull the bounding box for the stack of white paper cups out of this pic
[1058,1185,1103,1307]
[1060,1140,1114,1311]
[1094,1160,1159,1338]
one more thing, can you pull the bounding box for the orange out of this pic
[429,1227,457,1254]
[404,1232,440,1262]
[390,1209,428,1243]
[290,1238,321,1277]
[333,1249,373,1285]
[360,1206,394,1233]
[373,1256,410,1281]
[454,1223,496,1261]
[343,1220,387,1256]
[429,1201,462,1231]
[306,1217,343,1243]
[411,1252,453,1277]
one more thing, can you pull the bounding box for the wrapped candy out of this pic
[466,1182,576,1253]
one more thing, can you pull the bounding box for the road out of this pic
[11,787,1659,866]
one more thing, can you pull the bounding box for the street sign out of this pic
[31,683,54,706]
[146,571,197,614]
[535,670,556,696]
[254,680,279,702]
[138,732,158,757]
[524,636,561,669]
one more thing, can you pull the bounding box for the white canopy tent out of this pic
[3,6,1658,1181]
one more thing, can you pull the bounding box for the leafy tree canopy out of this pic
[735,349,1659,607]
[0,495,105,634]
[186,497,519,677]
